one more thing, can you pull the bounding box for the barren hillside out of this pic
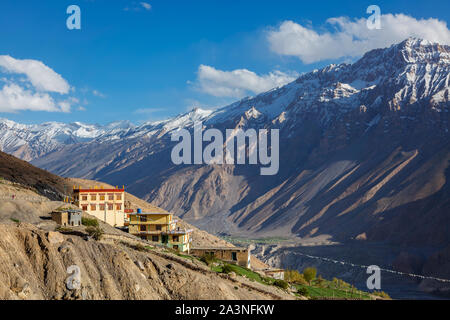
[0,223,293,300]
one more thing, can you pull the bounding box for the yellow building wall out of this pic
[75,191,125,227]
[129,213,173,233]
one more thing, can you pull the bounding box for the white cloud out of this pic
[0,84,70,113]
[267,14,450,63]
[0,55,70,93]
[0,56,79,113]
[92,89,106,98]
[140,2,151,10]
[195,65,298,98]
[125,2,152,12]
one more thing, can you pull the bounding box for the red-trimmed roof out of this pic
[74,189,125,193]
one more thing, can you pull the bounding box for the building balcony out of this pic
[163,229,193,235]
[132,231,164,235]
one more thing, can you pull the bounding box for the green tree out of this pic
[285,269,308,285]
[303,267,317,285]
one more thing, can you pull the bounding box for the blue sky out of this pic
[0,0,449,125]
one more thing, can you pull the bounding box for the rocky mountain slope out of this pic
[0,223,291,300]
[0,150,67,200]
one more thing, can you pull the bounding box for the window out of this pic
[116,194,122,201]
[140,236,147,240]
[108,194,114,201]
[156,225,162,231]
[140,225,146,232]
[116,204,122,210]
[173,236,179,242]
[152,236,159,242]
[231,252,237,261]
[82,195,88,201]
[99,194,105,201]
[90,204,96,211]
[173,245,179,250]
[91,195,97,201]
[140,215,147,222]
[108,204,113,211]
[100,204,105,211]
[82,205,88,211]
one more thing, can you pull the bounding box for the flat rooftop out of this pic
[74,188,124,193]
[128,212,172,216]
[52,209,82,214]
[191,247,248,251]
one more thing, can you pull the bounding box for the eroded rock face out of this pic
[0,224,293,300]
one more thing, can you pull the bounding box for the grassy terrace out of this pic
[211,264,273,285]
[210,263,376,299]
[294,282,372,300]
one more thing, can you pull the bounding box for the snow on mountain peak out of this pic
[1,38,449,162]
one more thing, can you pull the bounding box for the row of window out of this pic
[140,224,163,231]
[79,194,122,201]
[81,203,122,211]
[140,235,181,243]
[205,251,238,261]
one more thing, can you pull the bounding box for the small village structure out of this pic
[51,208,82,227]
[190,247,251,268]
[69,186,281,273]
[73,186,125,227]
[128,209,193,252]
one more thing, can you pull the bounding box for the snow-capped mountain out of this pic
[2,38,448,162]
[0,119,137,161]
[0,107,216,161]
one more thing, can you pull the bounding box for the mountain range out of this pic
[1,38,449,253]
